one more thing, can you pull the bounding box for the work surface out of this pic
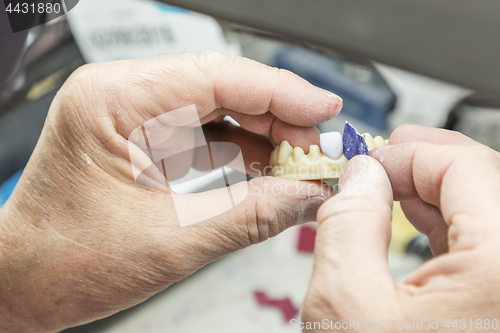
[63,223,423,333]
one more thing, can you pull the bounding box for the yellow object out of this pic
[26,69,67,101]
[389,201,420,253]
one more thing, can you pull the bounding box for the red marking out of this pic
[297,225,316,253]
[254,291,299,322]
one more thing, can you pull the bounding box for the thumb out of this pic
[305,156,398,320]
[170,177,333,265]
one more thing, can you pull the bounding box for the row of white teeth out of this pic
[269,132,388,180]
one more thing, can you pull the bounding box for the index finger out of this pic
[371,125,487,201]
[209,53,342,126]
[69,51,342,147]
[201,52,342,150]
[388,124,480,146]
[371,141,500,252]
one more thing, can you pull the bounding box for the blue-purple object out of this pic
[342,121,369,160]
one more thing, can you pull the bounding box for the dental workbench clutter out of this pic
[274,47,396,132]
[66,0,241,63]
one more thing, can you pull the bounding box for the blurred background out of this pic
[1,0,499,332]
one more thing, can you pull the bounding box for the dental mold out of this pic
[269,128,388,181]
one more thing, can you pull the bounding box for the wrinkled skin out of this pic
[302,125,500,332]
[0,52,342,332]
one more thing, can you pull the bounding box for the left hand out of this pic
[0,51,342,332]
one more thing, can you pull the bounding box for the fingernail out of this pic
[299,196,327,223]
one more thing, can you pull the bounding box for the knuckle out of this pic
[71,63,96,78]
[57,64,99,110]
[66,63,98,90]
[274,67,293,79]
[389,124,417,143]
[245,178,284,244]
[46,64,104,154]
[452,144,499,171]
[249,195,277,244]
[200,50,230,62]
[198,50,233,73]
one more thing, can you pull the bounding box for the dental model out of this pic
[269,122,388,180]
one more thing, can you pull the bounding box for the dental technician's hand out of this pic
[302,125,500,332]
[0,52,341,333]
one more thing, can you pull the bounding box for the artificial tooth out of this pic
[308,145,321,160]
[278,140,293,165]
[374,136,386,147]
[293,147,305,162]
[385,139,389,145]
[320,131,343,160]
[363,133,376,151]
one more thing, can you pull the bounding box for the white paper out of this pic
[66,0,241,63]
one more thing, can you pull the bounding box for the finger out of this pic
[400,200,448,255]
[207,53,342,126]
[371,125,482,200]
[375,125,476,255]
[371,142,500,252]
[388,124,480,146]
[69,52,342,145]
[220,109,275,136]
[270,119,320,153]
[197,121,274,175]
[221,109,321,153]
[370,143,417,201]
[306,156,397,315]
[163,177,334,268]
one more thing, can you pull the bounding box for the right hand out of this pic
[301,124,500,332]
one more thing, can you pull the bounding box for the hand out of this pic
[0,52,341,332]
[302,124,500,332]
